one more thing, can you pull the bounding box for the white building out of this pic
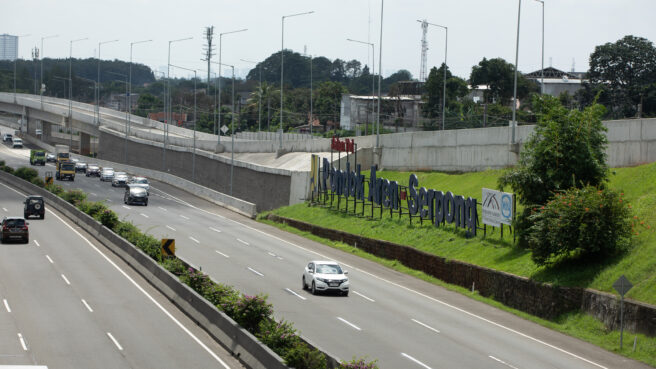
[0,34,18,61]
[525,67,584,96]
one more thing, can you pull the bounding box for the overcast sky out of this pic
[5,0,656,80]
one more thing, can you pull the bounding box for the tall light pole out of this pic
[240,58,262,132]
[512,0,521,144]
[212,61,236,195]
[108,71,129,161]
[169,64,198,182]
[417,20,448,130]
[127,39,152,150]
[40,34,58,105]
[165,36,193,170]
[69,37,88,153]
[347,38,375,136]
[281,11,314,132]
[535,0,544,94]
[97,39,119,124]
[13,34,31,103]
[377,0,384,148]
[218,29,247,146]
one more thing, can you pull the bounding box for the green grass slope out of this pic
[270,163,656,305]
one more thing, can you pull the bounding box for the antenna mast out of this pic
[202,26,215,86]
[419,19,429,82]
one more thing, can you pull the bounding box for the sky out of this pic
[4,0,656,81]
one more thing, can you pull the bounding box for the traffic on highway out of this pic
[0,128,646,369]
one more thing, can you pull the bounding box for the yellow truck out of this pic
[56,160,75,181]
[55,144,70,165]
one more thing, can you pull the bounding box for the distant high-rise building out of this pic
[0,34,18,61]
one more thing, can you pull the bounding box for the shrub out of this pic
[256,319,299,355]
[62,189,87,206]
[2,165,14,174]
[203,282,240,307]
[161,257,186,276]
[0,160,4,166]
[86,201,108,218]
[30,177,45,187]
[338,357,379,369]
[14,167,39,182]
[283,342,327,369]
[232,294,273,333]
[527,186,632,265]
[181,268,211,294]
[135,234,160,259]
[98,209,119,229]
[114,221,141,241]
[45,183,65,196]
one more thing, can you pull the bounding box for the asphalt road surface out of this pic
[0,129,651,369]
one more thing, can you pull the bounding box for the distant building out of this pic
[525,67,584,96]
[340,93,422,133]
[0,34,18,61]
[107,93,140,112]
[147,111,188,126]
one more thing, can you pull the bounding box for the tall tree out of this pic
[588,35,656,118]
[470,57,537,105]
[314,81,347,131]
[423,63,468,119]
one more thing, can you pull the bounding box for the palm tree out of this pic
[246,82,279,131]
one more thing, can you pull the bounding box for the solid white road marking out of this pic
[61,274,71,285]
[107,332,123,351]
[353,291,375,302]
[17,333,27,351]
[180,215,190,220]
[209,227,222,233]
[267,252,276,257]
[337,317,362,331]
[122,205,131,210]
[165,225,176,232]
[81,299,94,312]
[189,236,200,244]
[140,213,149,218]
[158,206,167,211]
[401,353,432,369]
[284,288,307,301]
[489,355,520,369]
[2,207,6,212]
[3,299,11,313]
[411,319,440,334]
[46,255,54,264]
[237,238,249,246]
[215,250,230,258]
[247,267,264,277]
[147,182,607,369]
[34,240,40,247]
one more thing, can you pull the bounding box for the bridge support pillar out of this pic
[41,121,52,143]
[80,132,91,156]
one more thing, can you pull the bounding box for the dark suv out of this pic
[1,217,29,243]
[24,195,45,219]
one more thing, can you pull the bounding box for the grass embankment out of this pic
[260,163,656,366]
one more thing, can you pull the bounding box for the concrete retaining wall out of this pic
[267,214,656,337]
[0,171,289,369]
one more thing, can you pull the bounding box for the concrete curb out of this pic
[0,171,287,369]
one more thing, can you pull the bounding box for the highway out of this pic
[0,142,244,368]
[0,130,651,369]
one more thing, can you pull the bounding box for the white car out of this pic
[112,172,129,187]
[302,261,350,296]
[128,176,150,194]
[12,138,23,148]
[100,168,115,181]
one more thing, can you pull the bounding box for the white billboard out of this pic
[481,188,514,227]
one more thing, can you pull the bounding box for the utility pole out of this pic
[32,47,39,95]
[202,26,215,93]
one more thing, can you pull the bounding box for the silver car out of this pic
[112,172,129,187]
[302,261,350,296]
[128,176,150,195]
[100,168,115,181]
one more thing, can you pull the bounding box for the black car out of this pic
[1,217,29,243]
[24,195,45,219]
[124,185,148,206]
[86,164,101,177]
[46,153,57,163]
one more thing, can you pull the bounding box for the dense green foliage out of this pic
[13,167,39,182]
[469,57,539,104]
[527,186,632,265]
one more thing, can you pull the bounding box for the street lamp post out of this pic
[169,65,198,182]
[347,38,376,136]
[164,37,193,171]
[97,39,119,124]
[281,11,314,132]
[40,34,57,106]
[127,39,152,160]
[377,0,384,148]
[535,0,545,94]
[108,71,129,160]
[69,37,88,153]
[240,59,262,132]
[217,29,247,147]
[417,20,448,130]
[512,0,521,144]
[13,34,31,103]
[212,61,236,195]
